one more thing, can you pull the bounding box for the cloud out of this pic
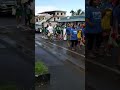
[35,6,71,16]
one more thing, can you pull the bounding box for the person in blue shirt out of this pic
[85,0,102,58]
[70,24,78,50]
[64,23,72,47]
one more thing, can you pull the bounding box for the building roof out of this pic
[58,15,85,22]
[38,10,66,14]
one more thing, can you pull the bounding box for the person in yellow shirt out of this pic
[77,29,82,49]
[101,8,112,55]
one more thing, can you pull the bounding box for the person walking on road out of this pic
[77,29,83,50]
[47,23,54,40]
[64,23,72,48]
[70,25,78,51]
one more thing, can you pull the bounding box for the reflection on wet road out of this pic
[35,35,85,69]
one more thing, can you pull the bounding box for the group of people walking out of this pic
[12,0,35,29]
[85,0,120,67]
[65,23,85,51]
[43,23,85,51]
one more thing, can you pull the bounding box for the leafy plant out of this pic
[35,61,48,75]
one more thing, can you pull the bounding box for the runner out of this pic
[85,0,102,58]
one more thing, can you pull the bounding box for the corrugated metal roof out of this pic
[58,15,85,22]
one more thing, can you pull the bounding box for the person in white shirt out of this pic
[47,23,54,39]
[47,23,53,34]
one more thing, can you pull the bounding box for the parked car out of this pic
[35,24,42,33]
[0,0,16,15]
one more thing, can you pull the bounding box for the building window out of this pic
[61,13,63,15]
[57,13,59,15]
[57,17,59,19]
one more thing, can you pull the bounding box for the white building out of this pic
[35,10,66,27]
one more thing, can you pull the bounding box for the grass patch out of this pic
[35,61,48,75]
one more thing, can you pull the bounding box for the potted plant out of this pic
[35,61,50,85]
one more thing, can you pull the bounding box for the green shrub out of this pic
[35,61,48,75]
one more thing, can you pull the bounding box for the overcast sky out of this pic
[35,0,85,16]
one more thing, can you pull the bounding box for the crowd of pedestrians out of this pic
[85,0,120,67]
[43,23,85,51]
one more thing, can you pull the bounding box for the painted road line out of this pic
[35,37,85,57]
[45,41,85,57]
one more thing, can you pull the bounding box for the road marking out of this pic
[35,41,42,46]
[35,37,85,57]
[44,41,85,58]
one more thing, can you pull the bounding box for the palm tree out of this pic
[70,9,85,16]
[70,10,75,16]
[76,9,82,15]
[80,11,85,15]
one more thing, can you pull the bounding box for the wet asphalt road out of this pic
[35,34,85,90]
[0,39,34,89]
[0,16,34,89]
[35,34,120,90]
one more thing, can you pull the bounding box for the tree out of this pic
[80,11,85,15]
[70,9,85,16]
[76,9,82,15]
[70,10,75,16]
